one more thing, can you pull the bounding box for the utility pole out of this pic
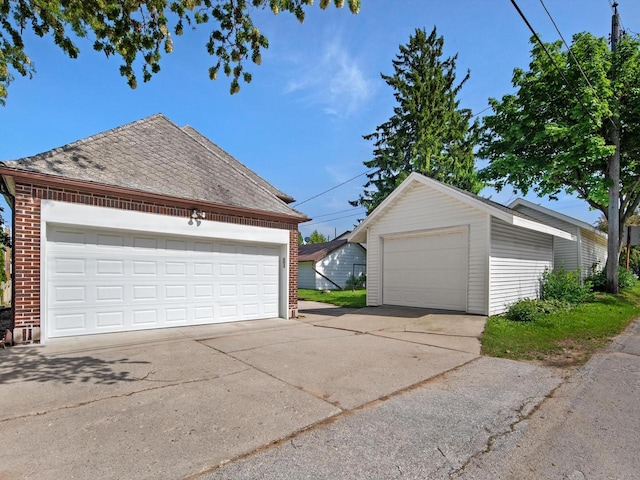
[607,1,621,293]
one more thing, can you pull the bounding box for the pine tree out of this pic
[308,230,328,244]
[351,27,482,214]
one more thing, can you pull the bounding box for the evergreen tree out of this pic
[351,27,482,214]
[308,230,328,244]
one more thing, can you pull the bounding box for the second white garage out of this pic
[348,173,576,316]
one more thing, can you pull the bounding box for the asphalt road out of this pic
[201,357,564,479]
[202,320,640,480]
[455,320,640,480]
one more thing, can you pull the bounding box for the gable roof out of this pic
[0,114,306,220]
[348,172,575,243]
[298,238,364,262]
[509,198,607,239]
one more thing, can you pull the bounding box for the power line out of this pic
[306,207,365,219]
[471,106,492,118]
[509,0,614,129]
[303,210,366,227]
[538,0,599,95]
[292,169,375,208]
[293,103,493,209]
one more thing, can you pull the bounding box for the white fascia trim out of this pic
[40,200,290,245]
[509,198,607,239]
[512,216,576,241]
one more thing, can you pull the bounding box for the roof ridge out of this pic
[5,114,167,163]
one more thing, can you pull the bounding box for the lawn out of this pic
[482,284,640,367]
[298,289,366,308]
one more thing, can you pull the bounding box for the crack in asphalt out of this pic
[448,381,566,478]
[184,357,483,480]
[0,368,252,424]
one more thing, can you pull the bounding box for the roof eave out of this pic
[511,216,576,240]
[509,198,606,239]
[347,173,576,242]
[0,166,309,224]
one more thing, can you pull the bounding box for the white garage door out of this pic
[46,226,281,338]
[382,229,468,311]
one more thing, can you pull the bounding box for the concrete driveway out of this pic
[0,303,485,480]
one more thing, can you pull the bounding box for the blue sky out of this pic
[2,0,638,239]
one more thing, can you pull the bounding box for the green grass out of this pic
[482,285,640,366]
[298,289,366,308]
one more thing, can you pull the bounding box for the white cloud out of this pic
[283,35,376,117]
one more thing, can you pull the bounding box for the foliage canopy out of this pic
[0,0,360,104]
[480,33,640,240]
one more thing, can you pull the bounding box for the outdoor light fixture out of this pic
[190,208,206,220]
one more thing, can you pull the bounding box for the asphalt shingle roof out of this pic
[2,114,305,219]
[298,239,349,262]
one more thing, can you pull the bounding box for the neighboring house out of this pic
[509,198,608,280]
[298,238,366,290]
[0,114,307,344]
[348,172,575,316]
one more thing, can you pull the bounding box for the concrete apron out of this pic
[0,304,485,480]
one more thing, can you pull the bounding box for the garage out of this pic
[1,114,306,345]
[382,228,468,310]
[40,200,290,341]
[46,226,281,338]
[348,173,575,315]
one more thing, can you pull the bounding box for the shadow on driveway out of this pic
[0,348,149,385]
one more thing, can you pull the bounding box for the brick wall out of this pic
[12,182,300,344]
[289,229,299,319]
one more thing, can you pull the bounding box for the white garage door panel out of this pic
[383,229,468,311]
[47,227,280,338]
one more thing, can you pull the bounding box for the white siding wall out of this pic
[298,262,317,289]
[316,243,366,289]
[512,204,579,272]
[489,218,553,315]
[580,229,608,278]
[366,184,490,315]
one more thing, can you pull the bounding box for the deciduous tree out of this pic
[480,33,640,293]
[351,27,482,214]
[0,0,360,104]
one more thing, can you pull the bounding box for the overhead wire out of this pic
[292,169,375,208]
[306,207,368,219]
[303,210,367,227]
[509,0,616,130]
[293,105,491,211]
[538,0,599,96]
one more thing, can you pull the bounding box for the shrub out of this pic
[536,299,572,315]
[539,266,591,304]
[506,299,540,322]
[587,265,638,292]
[344,274,366,291]
[506,298,572,322]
